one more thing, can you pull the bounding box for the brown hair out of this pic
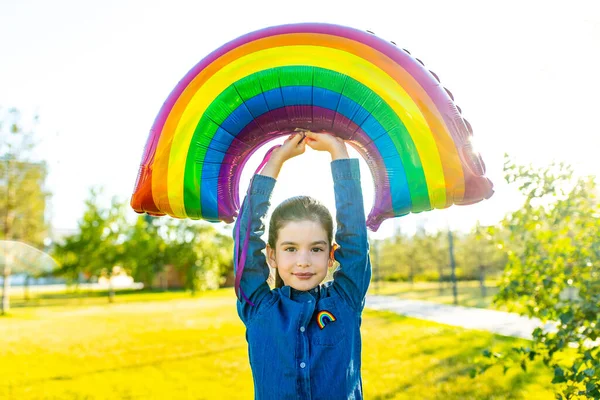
[268,196,334,289]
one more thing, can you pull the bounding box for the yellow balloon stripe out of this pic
[165,46,447,217]
[152,33,465,216]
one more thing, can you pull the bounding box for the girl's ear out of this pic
[329,243,339,267]
[266,244,277,269]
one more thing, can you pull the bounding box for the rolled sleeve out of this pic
[330,159,372,311]
[234,174,276,322]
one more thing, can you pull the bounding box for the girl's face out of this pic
[267,219,334,292]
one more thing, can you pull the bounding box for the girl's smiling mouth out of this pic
[294,273,315,279]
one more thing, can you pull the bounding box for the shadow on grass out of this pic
[366,310,554,400]
[7,288,190,309]
[373,342,551,400]
[12,344,246,386]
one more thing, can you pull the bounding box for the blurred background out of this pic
[1,0,599,399]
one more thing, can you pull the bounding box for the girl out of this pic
[233,131,371,400]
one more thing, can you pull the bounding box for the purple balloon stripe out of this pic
[217,106,392,228]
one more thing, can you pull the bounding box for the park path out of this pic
[364,295,557,340]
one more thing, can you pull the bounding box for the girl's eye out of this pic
[284,247,297,252]
[312,248,324,252]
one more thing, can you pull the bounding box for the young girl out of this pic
[233,131,371,399]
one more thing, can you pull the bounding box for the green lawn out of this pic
[0,289,556,399]
[367,280,503,310]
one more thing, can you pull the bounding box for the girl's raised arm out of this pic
[304,131,372,311]
[234,173,277,323]
[235,133,306,322]
[330,158,372,311]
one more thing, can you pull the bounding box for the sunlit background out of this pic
[3,1,600,399]
[2,0,599,240]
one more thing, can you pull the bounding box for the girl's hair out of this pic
[268,196,334,289]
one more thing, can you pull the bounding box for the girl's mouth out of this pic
[294,273,315,280]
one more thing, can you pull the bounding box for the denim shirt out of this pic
[233,158,372,400]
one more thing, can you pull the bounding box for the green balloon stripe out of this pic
[234,74,263,100]
[257,68,280,92]
[314,68,346,93]
[183,117,219,219]
[279,65,313,87]
[183,66,429,218]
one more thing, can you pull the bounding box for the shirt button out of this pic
[300,326,305,332]
[300,362,306,368]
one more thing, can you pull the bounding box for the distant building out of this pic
[152,265,186,290]
[1,274,65,286]
[49,227,79,245]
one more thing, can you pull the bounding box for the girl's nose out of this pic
[297,251,311,266]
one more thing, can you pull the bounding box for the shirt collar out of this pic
[282,285,321,301]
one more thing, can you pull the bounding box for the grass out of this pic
[0,288,557,399]
[367,280,504,310]
[7,286,197,311]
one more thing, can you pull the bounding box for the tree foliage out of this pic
[52,188,125,282]
[0,107,49,246]
[52,189,235,295]
[373,225,505,284]
[474,155,600,399]
[1,107,50,314]
[122,215,167,288]
[455,222,508,284]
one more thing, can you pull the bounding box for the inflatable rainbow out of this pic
[131,22,493,231]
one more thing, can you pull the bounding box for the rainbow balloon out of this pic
[131,22,493,231]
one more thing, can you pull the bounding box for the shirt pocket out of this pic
[311,296,346,347]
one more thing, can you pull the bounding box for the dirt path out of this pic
[365,295,557,340]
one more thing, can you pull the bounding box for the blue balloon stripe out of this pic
[201,86,412,219]
[263,89,285,110]
[281,86,313,105]
[244,93,270,117]
[360,115,388,142]
[313,87,340,109]
[337,95,371,128]
[220,104,255,134]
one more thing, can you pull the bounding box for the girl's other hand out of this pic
[271,132,307,163]
[260,133,306,178]
[305,131,349,160]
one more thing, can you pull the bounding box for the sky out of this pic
[1,0,599,240]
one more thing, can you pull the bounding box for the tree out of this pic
[0,108,49,245]
[52,188,126,301]
[473,155,600,399]
[51,234,84,284]
[163,221,234,294]
[0,107,51,314]
[213,228,234,288]
[53,192,235,297]
[122,215,167,289]
[415,230,449,285]
[374,228,450,285]
[455,223,507,297]
[374,232,411,282]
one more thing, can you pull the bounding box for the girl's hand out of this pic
[305,131,349,160]
[259,133,306,179]
[271,132,306,163]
